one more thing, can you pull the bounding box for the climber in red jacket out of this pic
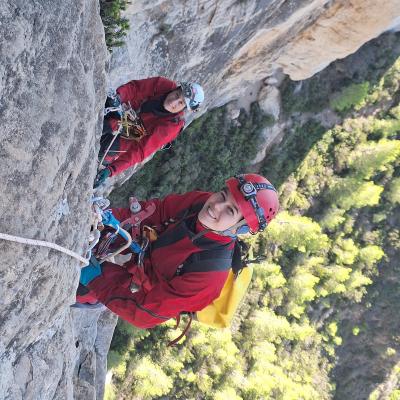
[94,77,204,187]
[78,174,279,329]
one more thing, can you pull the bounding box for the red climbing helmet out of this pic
[226,174,279,234]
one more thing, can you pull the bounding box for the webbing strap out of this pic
[151,202,207,251]
[253,182,277,192]
[177,247,234,275]
[168,313,193,347]
[151,219,189,251]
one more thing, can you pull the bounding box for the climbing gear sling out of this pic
[99,91,148,168]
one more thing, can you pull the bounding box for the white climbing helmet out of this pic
[180,82,204,111]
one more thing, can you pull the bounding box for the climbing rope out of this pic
[98,128,121,168]
[0,232,89,266]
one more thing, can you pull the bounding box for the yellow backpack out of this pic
[196,265,253,328]
[171,240,251,342]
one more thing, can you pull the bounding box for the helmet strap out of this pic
[235,175,277,232]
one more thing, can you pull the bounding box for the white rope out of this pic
[98,129,121,167]
[0,232,89,266]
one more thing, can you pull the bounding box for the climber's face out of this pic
[198,188,243,233]
[164,89,186,113]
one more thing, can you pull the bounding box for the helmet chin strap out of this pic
[222,220,249,236]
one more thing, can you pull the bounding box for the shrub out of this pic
[132,357,173,399]
[387,177,400,205]
[330,82,370,112]
[100,0,130,51]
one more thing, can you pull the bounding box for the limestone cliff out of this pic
[0,1,107,398]
[1,0,399,399]
[109,0,400,107]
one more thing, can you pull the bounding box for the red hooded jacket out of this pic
[106,77,185,176]
[87,191,235,329]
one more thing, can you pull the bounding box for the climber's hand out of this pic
[94,168,111,188]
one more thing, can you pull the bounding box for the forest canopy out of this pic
[107,35,400,400]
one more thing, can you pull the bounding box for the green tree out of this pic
[347,139,400,179]
[131,357,173,399]
[330,82,370,112]
[100,0,130,50]
[265,212,329,254]
[331,237,359,265]
[329,178,384,210]
[387,177,400,205]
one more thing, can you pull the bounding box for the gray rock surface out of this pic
[71,305,118,400]
[258,85,281,121]
[0,0,107,398]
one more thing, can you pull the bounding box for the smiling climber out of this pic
[78,174,279,331]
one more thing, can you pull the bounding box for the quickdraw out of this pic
[99,89,148,168]
[103,89,148,141]
[119,104,148,142]
[89,197,133,263]
[89,196,157,267]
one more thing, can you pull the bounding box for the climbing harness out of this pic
[119,105,148,141]
[89,197,133,263]
[89,196,156,266]
[99,89,148,168]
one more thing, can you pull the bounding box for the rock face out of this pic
[108,0,400,109]
[0,1,107,399]
[106,0,400,180]
[1,1,400,399]
[71,305,118,400]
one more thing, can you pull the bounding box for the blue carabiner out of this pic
[101,210,142,253]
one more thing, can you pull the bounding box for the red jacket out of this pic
[106,77,185,176]
[88,191,235,328]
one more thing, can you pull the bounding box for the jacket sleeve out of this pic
[140,191,211,230]
[108,120,183,176]
[109,191,211,231]
[116,76,177,106]
[88,262,228,329]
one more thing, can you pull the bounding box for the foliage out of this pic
[387,177,400,205]
[328,178,384,211]
[132,357,173,399]
[330,82,370,112]
[104,383,116,400]
[260,121,326,188]
[107,37,400,400]
[346,139,400,179]
[265,212,329,254]
[100,0,130,51]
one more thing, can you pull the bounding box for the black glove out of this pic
[94,168,111,188]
